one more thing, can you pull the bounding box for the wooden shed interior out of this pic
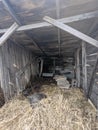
[0,0,98,117]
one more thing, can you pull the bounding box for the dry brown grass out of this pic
[0,85,97,130]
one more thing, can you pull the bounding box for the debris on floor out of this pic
[27,93,47,107]
[0,84,97,130]
[54,75,70,89]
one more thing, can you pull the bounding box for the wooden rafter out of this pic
[43,16,98,48]
[0,10,98,34]
[0,23,19,46]
[2,0,46,56]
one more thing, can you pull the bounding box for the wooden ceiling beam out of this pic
[43,16,98,48]
[2,0,21,25]
[0,22,19,46]
[2,0,47,56]
[0,10,98,34]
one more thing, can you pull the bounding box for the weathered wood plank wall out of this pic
[86,44,98,108]
[0,50,2,86]
[0,40,37,102]
[78,41,98,108]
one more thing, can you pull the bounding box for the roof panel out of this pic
[0,0,97,56]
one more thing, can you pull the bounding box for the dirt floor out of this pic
[0,81,97,130]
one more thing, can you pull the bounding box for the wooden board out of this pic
[0,40,37,101]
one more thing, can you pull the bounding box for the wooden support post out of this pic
[53,58,56,74]
[82,42,87,95]
[44,16,98,48]
[0,23,19,46]
[39,59,44,77]
[56,0,61,56]
[75,48,80,87]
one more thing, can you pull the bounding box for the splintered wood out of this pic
[0,85,97,130]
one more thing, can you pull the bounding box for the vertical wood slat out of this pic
[0,48,2,85]
[82,42,87,95]
[0,48,4,98]
[87,53,98,98]
[75,48,80,87]
[0,46,9,101]
[0,41,37,101]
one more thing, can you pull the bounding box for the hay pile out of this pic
[0,84,97,130]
